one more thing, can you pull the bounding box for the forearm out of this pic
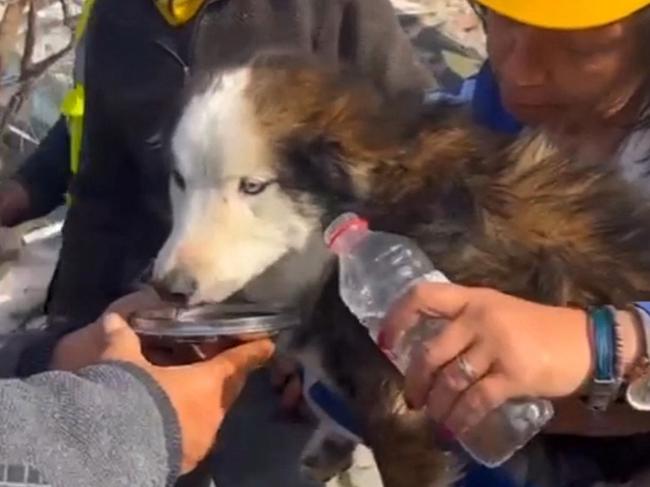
[0,362,181,487]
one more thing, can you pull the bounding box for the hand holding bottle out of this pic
[325,213,554,466]
[381,282,595,435]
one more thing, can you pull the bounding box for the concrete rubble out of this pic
[0,0,80,176]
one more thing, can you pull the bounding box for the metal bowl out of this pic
[129,302,300,344]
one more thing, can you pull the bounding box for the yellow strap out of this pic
[61,0,96,182]
[61,84,85,176]
[61,0,95,204]
[61,84,84,118]
[154,0,206,26]
[75,0,96,42]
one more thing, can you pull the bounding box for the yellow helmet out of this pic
[475,0,650,29]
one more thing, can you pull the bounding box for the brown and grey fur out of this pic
[153,52,650,487]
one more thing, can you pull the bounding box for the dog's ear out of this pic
[280,135,358,204]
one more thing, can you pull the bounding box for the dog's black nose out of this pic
[153,268,198,301]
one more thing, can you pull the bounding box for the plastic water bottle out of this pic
[323,212,554,467]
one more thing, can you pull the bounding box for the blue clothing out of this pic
[461,464,523,487]
[425,61,523,135]
[471,63,523,135]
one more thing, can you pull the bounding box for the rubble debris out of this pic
[0,0,80,178]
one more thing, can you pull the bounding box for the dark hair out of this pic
[468,1,487,27]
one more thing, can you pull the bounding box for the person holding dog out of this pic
[385,1,650,486]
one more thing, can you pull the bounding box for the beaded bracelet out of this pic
[625,302,650,410]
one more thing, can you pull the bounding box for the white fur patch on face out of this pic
[172,69,272,184]
[154,67,330,305]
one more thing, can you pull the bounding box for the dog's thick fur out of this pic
[153,52,650,487]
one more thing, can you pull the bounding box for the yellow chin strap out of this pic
[154,0,206,26]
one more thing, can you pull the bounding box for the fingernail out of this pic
[103,313,128,332]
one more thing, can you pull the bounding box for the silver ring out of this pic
[456,354,477,383]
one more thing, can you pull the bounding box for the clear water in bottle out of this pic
[324,212,554,467]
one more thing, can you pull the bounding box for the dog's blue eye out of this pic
[239,178,271,195]
[171,169,186,191]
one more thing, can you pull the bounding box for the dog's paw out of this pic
[300,428,356,483]
[300,443,354,482]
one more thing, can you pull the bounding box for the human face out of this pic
[486,10,644,131]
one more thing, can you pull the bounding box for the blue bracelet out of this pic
[586,306,621,412]
[592,307,616,380]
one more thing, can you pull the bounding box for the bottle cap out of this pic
[324,212,369,250]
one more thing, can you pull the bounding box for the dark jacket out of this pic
[15,0,431,373]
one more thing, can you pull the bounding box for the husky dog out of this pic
[153,52,650,487]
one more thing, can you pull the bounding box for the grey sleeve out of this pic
[0,362,182,487]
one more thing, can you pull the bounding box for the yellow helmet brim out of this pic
[476,0,649,29]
